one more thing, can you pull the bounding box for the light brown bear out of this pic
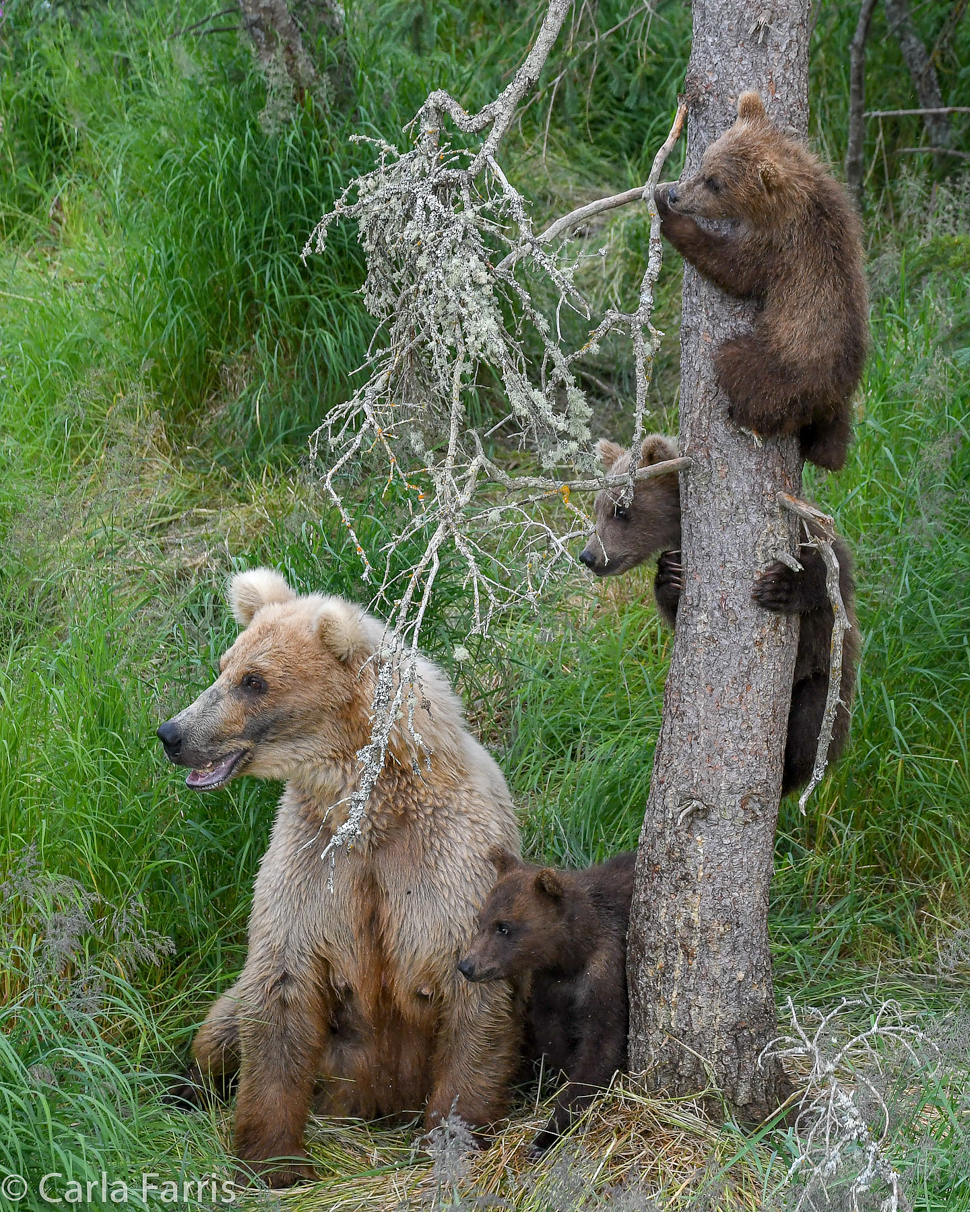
[655,91,868,471]
[578,438,859,797]
[157,570,521,1187]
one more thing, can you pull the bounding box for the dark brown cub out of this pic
[459,849,635,1155]
[654,90,868,471]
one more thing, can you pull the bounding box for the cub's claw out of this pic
[656,551,683,590]
[736,424,764,447]
[753,562,799,612]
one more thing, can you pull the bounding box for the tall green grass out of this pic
[1,0,969,1202]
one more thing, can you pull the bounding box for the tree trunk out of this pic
[627,0,810,1121]
[238,0,334,109]
[846,0,879,208]
[885,0,953,150]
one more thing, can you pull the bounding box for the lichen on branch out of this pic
[300,4,684,851]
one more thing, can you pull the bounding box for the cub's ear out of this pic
[534,868,564,900]
[737,91,766,122]
[488,846,519,876]
[595,439,625,471]
[315,597,369,664]
[639,434,678,468]
[230,568,296,627]
[759,159,781,192]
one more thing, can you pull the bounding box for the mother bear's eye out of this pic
[495,923,510,937]
[613,505,629,521]
[705,176,722,193]
[241,673,267,694]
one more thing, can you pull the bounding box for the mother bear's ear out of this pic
[230,568,297,627]
[314,597,370,664]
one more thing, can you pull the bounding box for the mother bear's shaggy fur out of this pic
[158,570,521,1186]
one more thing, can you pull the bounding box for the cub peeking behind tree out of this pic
[458,849,635,1156]
[579,436,859,797]
[654,91,868,471]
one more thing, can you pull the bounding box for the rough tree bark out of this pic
[884,0,953,150]
[627,0,810,1120]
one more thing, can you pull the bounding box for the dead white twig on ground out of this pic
[777,492,851,814]
[762,997,931,1212]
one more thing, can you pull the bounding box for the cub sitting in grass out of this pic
[655,91,868,471]
[578,435,859,797]
[157,569,521,1188]
[458,849,635,1155]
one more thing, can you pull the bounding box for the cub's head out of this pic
[578,435,681,577]
[458,849,568,982]
[654,91,803,226]
[156,569,375,789]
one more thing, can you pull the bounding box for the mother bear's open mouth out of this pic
[185,749,248,790]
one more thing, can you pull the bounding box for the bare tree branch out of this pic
[482,455,693,497]
[421,0,574,172]
[533,186,652,246]
[762,998,928,1211]
[926,0,968,79]
[515,2,657,137]
[168,7,238,39]
[894,146,970,159]
[865,106,970,116]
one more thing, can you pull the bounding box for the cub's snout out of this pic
[457,957,486,982]
[654,182,677,213]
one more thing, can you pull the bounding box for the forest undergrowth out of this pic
[1,0,969,1207]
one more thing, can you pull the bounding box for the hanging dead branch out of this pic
[895,146,970,160]
[777,493,851,814]
[300,7,686,853]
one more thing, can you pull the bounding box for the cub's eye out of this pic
[240,673,266,694]
[494,923,510,937]
[705,176,722,193]
[613,505,629,521]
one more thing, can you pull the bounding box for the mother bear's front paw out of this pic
[234,1156,318,1190]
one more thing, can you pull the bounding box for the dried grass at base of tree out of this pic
[284,1080,772,1212]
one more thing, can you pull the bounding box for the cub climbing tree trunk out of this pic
[627,0,810,1120]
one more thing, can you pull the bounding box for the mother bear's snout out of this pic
[157,719,182,757]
